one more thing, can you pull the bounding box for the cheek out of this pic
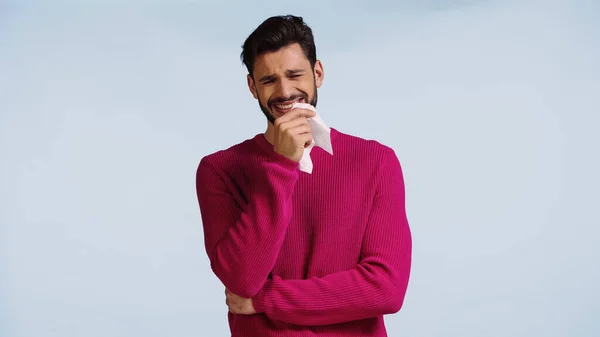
[300,79,315,93]
[257,87,273,104]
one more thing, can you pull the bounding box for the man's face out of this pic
[247,43,324,124]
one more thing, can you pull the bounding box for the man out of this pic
[196,15,412,337]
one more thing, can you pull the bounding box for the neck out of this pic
[264,121,275,145]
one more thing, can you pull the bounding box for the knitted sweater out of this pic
[195,127,412,337]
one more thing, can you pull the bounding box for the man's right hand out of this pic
[273,108,316,162]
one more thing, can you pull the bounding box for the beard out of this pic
[257,82,319,124]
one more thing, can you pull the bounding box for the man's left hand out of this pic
[225,288,257,315]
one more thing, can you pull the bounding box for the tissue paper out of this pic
[291,102,333,174]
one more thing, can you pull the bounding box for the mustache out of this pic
[268,93,307,106]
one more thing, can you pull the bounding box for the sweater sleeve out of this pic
[251,148,412,326]
[196,153,299,298]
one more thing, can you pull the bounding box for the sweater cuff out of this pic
[252,279,273,314]
[268,150,301,170]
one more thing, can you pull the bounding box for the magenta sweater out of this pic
[196,127,412,336]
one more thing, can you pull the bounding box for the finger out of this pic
[277,116,310,132]
[281,125,312,146]
[275,108,316,125]
[290,107,316,118]
[301,134,313,147]
[287,124,312,137]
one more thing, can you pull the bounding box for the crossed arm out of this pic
[196,148,412,326]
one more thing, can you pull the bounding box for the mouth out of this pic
[271,97,306,115]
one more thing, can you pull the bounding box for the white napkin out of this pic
[291,102,333,174]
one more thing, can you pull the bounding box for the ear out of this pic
[247,74,258,99]
[313,60,324,88]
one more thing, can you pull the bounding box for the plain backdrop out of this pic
[1,0,599,336]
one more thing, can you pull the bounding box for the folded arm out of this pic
[252,148,412,325]
[196,154,299,298]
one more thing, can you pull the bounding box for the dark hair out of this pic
[241,15,317,77]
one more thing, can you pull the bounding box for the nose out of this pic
[274,78,295,100]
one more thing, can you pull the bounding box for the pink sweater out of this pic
[196,127,412,336]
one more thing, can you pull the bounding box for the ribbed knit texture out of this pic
[196,127,412,337]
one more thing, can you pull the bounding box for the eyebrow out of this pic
[258,69,306,83]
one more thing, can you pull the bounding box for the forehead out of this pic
[253,43,311,76]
